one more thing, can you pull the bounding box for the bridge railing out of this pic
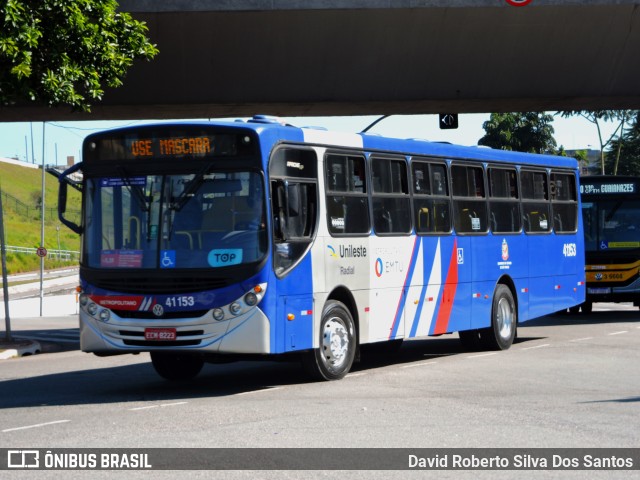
[3,245,80,261]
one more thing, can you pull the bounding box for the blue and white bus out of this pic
[57,116,585,381]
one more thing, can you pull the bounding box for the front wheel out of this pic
[302,300,356,381]
[150,352,204,381]
[480,284,517,351]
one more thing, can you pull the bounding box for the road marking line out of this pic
[401,362,438,369]
[608,331,628,336]
[234,387,284,396]
[569,337,592,342]
[129,401,189,411]
[160,402,188,407]
[2,420,70,433]
[522,344,550,350]
[467,352,499,359]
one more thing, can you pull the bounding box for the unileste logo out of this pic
[505,0,533,6]
[328,244,367,259]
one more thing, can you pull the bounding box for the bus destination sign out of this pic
[130,137,211,157]
[85,128,256,162]
[580,181,637,195]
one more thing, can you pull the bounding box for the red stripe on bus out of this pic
[433,240,459,335]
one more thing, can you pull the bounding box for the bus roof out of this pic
[86,116,578,170]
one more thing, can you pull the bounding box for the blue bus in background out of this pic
[56,116,585,381]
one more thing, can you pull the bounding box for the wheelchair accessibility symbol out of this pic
[161,250,176,268]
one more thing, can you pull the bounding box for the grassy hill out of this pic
[0,160,82,274]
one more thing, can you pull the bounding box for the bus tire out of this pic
[480,284,517,351]
[302,300,356,381]
[150,352,204,381]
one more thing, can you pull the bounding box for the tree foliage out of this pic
[478,112,557,154]
[605,116,640,176]
[559,110,638,175]
[0,0,158,111]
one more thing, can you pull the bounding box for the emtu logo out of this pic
[506,0,533,6]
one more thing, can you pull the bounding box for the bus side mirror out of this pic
[56,163,83,235]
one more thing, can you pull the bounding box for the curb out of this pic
[0,339,42,359]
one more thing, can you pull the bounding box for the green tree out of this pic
[558,110,638,175]
[478,112,557,154]
[605,117,640,176]
[0,0,158,111]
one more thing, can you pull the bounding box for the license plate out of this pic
[588,288,611,295]
[144,328,177,341]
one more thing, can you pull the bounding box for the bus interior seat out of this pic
[418,207,430,231]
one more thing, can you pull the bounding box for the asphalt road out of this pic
[1,303,639,479]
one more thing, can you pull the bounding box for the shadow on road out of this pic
[524,309,640,328]
[0,333,548,409]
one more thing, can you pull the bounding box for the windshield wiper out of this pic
[170,162,213,212]
[116,166,150,212]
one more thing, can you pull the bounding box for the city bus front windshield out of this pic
[84,171,267,269]
[582,199,640,252]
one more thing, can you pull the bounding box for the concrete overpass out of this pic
[2,0,640,122]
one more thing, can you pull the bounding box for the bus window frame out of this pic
[487,164,522,235]
[450,162,489,235]
[409,157,452,236]
[369,154,412,236]
[550,170,579,234]
[520,167,552,235]
[268,145,320,279]
[324,150,371,238]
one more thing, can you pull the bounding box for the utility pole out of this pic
[40,122,46,317]
[0,185,12,342]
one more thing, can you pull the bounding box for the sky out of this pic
[0,113,621,166]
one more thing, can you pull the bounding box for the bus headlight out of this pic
[244,292,258,306]
[79,293,89,306]
[87,302,98,316]
[99,309,111,322]
[229,302,242,316]
[210,283,267,322]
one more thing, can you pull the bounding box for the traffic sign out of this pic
[36,246,48,258]
[439,113,459,130]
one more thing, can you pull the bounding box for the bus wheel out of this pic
[150,352,204,381]
[481,284,517,351]
[581,302,593,314]
[302,300,356,381]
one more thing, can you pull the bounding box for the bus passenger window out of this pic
[411,160,451,234]
[521,170,551,233]
[551,171,577,233]
[371,157,411,235]
[489,167,521,233]
[451,164,488,234]
[325,153,369,235]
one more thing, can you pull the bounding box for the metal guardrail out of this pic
[0,190,81,222]
[4,245,80,260]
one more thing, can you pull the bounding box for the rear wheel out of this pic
[480,284,517,350]
[302,300,356,381]
[150,352,204,381]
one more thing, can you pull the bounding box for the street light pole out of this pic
[40,122,46,317]
[0,185,12,342]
